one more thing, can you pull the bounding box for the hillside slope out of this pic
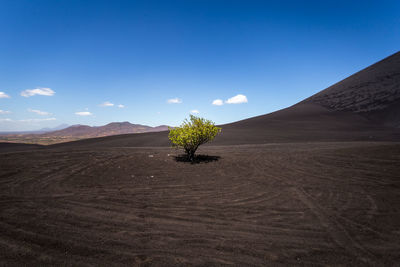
[302,51,400,127]
[42,122,169,138]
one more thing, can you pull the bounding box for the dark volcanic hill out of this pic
[42,122,169,138]
[302,51,400,127]
[215,51,400,145]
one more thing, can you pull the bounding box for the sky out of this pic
[0,0,399,131]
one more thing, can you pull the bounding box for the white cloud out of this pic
[19,118,56,122]
[28,108,51,116]
[0,118,12,122]
[167,98,182,104]
[21,87,55,97]
[0,92,10,98]
[190,109,199,114]
[0,109,11,114]
[75,111,93,116]
[225,94,248,104]
[212,99,224,106]
[100,101,114,107]
[117,104,125,108]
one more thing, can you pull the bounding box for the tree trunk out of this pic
[189,150,195,162]
[185,147,198,162]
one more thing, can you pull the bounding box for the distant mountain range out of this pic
[38,124,70,133]
[41,122,169,138]
[0,122,169,145]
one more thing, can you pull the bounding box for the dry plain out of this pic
[1,142,399,265]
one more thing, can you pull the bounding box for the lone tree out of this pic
[169,115,221,161]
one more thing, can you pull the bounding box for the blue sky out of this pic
[0,0,399,131]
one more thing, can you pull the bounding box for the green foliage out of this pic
[169,115,221,161]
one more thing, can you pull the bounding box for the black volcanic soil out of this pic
[1,142,400,265]
[303,51,400,127]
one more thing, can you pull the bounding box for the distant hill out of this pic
[42,122,169,138]
[38,124,70,133]
[0,122,169,145]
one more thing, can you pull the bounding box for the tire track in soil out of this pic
[249,145,399,265]
[0,143,399,265]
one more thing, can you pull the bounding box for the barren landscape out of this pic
[1,49,400,265]
[1,142,399,265]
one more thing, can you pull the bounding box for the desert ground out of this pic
[1,141,399,266]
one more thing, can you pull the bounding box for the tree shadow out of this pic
[174,154,221,164]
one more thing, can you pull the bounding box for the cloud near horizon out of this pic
[190,109,199,114]
[117,104,125,108]
[167,98,182,104]
[28,108,51,116]
[225,94,248,104]
[0,109,11,114]
[20,87,55,97]
[99,101,114,107]
[212,94,248,106]
[0,92,10,98]
[212,99,224,106]
[75,111,93,116]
